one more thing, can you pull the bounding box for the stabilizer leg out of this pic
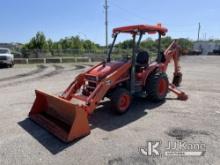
[169,84,188,101]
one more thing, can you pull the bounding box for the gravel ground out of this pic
[0,56,219,165]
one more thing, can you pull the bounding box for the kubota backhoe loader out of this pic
[29,24,188,142]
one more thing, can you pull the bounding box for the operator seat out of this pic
[136,51,149,72]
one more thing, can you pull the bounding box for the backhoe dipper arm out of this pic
[163,40,188,101]
[163,40,181,74]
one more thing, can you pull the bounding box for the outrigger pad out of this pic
[29,90,90,142]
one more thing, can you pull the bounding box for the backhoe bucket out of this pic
[29,90,90,142]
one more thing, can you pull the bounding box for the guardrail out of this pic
[14,56,122,64]
[14,57,93,64]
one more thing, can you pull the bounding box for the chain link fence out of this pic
[14,48,158,64]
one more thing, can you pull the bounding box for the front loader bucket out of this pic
[29,90,90,142]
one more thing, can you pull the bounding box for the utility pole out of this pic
[197,22,201,41]
[104,0,109,51]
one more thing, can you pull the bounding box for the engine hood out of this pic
[87,61,127,79]
[0,53,13,57]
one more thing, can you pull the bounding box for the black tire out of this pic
[146,72,169,102]
[110,88,132,114]
[11,61,14,68]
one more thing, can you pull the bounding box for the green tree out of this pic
[161,36,172,50]
[116,40,133,49]
[27,32,48,50]
[141,38,157,51]
[22,32,49,57]
[178,38,193,54]
[47,39,53,51]
[83,40,98,50]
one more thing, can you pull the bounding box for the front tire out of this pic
[7,64,12,68]
[146,72,169,102]
[110,88,132,114]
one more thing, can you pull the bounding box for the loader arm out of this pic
[60,62,104,100]
[60,73,85,100]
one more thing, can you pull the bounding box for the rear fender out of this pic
[143,65,160,86]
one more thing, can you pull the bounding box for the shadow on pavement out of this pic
[18,119,83,155]
[18,97,165,155]
[89,98,165,131]
[0,64,8,69]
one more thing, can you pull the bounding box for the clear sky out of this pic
[0,0,219,45]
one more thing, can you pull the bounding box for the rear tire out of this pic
[110,88,132,114]
[146,72,169,102]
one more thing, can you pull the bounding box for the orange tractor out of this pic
[29,24,188,142]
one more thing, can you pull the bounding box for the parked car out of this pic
[0,48,14,67]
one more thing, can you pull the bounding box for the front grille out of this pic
[0,56,7,60]
[85,75,98,82]
[88,82,96,88]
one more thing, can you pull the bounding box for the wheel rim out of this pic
[157,79,167,96]
[118,94,130,112]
